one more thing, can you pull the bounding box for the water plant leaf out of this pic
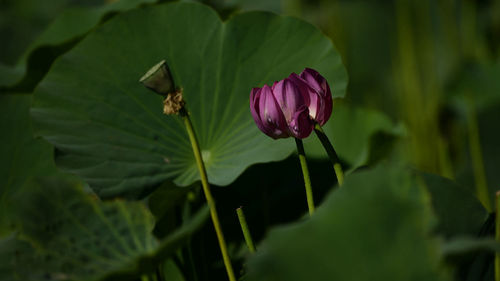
[245,165,450,281]
[0,0,155,93]
[0,235,43,281]
[420,173,487,238]
[0,177,208,281]
[0,94,57,236]
[31,1,347,198]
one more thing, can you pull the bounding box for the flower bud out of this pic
[250,85,289,139]
[250,77,315,139]
[140,60,175,96]
[294,68,333,126]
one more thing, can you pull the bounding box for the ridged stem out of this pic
[466,98,491,211]
[295,138,315,215]
[180,108,236,281]
[314,124,344,186]
[236,207,256,253]
[496,191,500,281]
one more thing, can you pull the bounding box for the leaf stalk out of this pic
[496,191,500,281]
[180,107,236,281]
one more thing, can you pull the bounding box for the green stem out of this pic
[236,207,256,253]
[295,138,315,215]
[180,108,236,281]
[466,98,491,211]
[496,191,500,281]
[313,124,344,186]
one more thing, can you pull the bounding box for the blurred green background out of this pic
[1,0,500,280]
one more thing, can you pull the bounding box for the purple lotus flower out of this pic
[250,68,333,139]
[250,79,314,139]
[293,68,333,126]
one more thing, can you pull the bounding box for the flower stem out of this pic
[295,138,315,215]
[466,97,491,211]
[180,108,236,281]
[236,206,256,253]
[496,191,500,281]
[314,124,344,186]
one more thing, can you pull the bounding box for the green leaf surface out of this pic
[0,235,45,281]
[304,102,404,169]
[32,1,347,198]
[420,173,487,238]
[245,165,449,281]
[162,259,187,281]
[0,0,155,92]
[0,94,57,236]
[0,177,208,281]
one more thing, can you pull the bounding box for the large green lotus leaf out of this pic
[304,102,404,169]
[0,0,155,93]
[1,177,208,281]
[420,173,487,238]
[0,236,43,281]
[245,165,449,281]
[31,2,347,198]
[0,94,57,236]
